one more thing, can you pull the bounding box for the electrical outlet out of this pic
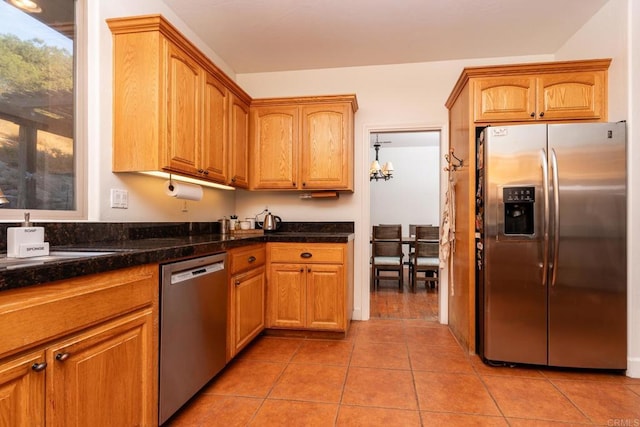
[110,189,129,209]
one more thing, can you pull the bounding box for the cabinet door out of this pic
[166,43,202,174]
[46,309,155,427]
[229,94,250,188]
[536,71,605,121]
[232,267,266,355]
[300,103,353,190]
[251,106,299,189]
[306,264,345,330]
[0,352,45,427]
[473,77,537,123]
[267,263,306,328]
[202,72,228,183]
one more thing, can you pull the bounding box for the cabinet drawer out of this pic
[0,264,157,359]
[229,244,266,275]
[269,243,344,264]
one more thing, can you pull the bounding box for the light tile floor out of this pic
[167,319,640,426]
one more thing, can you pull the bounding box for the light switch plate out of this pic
[110,189,129,209]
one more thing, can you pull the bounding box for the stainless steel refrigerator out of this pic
[477,122,626,369]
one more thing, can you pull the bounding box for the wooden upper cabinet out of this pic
[536,71,605,121]
[166,43,202,174]
[251,106,299,189]
[474,76,536,122]
[203,72,229,183]
[449,58,611,124]
[228,93,250,188]
[301,103,353,190]
[107,15,252,186]
[250,95,357,191]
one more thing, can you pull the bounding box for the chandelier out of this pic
[369,135,394,181]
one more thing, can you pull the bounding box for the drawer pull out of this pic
[32,362,47,372]
[300,252,313,259]
[248,256,256,263]
[56,352,70,362]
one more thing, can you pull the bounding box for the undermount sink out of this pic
[0,251,116,269]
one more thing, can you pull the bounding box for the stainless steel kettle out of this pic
[262,212,282,231]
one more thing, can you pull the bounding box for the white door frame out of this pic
[358,123,449,324]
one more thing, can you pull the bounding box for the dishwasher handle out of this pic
[170,261,225,285]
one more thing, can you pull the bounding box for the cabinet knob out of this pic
[300,252,313,259]
[203,170,209,175]
[235,280,241,286]
[32,362,47,372]
[530,112,535,118]
[248,256,256,263]
[539,112,545,117]
[231,177,236,183]
[307,268,311,273]
[55,352,70,362]
[292,182,296,187]
[197,168,204,174]
[299,268,304,273]
[302,182,306,187]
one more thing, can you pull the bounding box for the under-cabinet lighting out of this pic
[140,171,236,191]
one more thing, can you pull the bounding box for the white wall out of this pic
[628,0,640,380]
[370,145,440,230]
[555,0,637,377]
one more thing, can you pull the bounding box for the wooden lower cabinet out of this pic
[266,242,353,333]
[46,310,153,426]
[227,244,266,360]
[0,351,45,427]
[0,264,158,426]
[230,266,266,358]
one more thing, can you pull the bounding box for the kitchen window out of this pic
[0,0,85,220]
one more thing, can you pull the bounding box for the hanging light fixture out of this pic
[369,135,394,181]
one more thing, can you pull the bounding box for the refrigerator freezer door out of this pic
[547,122,626,369]
[483,124,548,365]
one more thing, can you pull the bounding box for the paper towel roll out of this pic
[165,180,203,201]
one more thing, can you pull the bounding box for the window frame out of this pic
[0,0,87,222]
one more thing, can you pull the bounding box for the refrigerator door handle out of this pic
[550,148,560,287]
[540,148,549,287]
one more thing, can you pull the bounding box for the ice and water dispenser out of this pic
[503,186,535,235]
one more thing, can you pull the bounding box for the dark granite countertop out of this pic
[0,222,354,292]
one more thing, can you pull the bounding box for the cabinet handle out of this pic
[307,268,311,273]
[530,112,535,118]
[32,362,47,372]
[302,182,306,187]
[539,112,545,117]
[55,352,70,362]
[203,170,209,175]
[248,256,256,263]
[235,280,241,286]
[197,168,204,174]
[300,252,313,259]
[299,268,304,273]
[231,177,236,182]
[292,182,296,187]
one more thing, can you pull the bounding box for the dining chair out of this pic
[409,225,440,292]
[370,225,404,292]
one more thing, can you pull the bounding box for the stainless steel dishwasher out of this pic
[159,253,227,425]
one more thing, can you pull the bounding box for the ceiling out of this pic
[161,0,609,74]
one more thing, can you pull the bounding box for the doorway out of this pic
[368,129,441,320]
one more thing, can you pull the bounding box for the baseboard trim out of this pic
[626,357,640,378]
